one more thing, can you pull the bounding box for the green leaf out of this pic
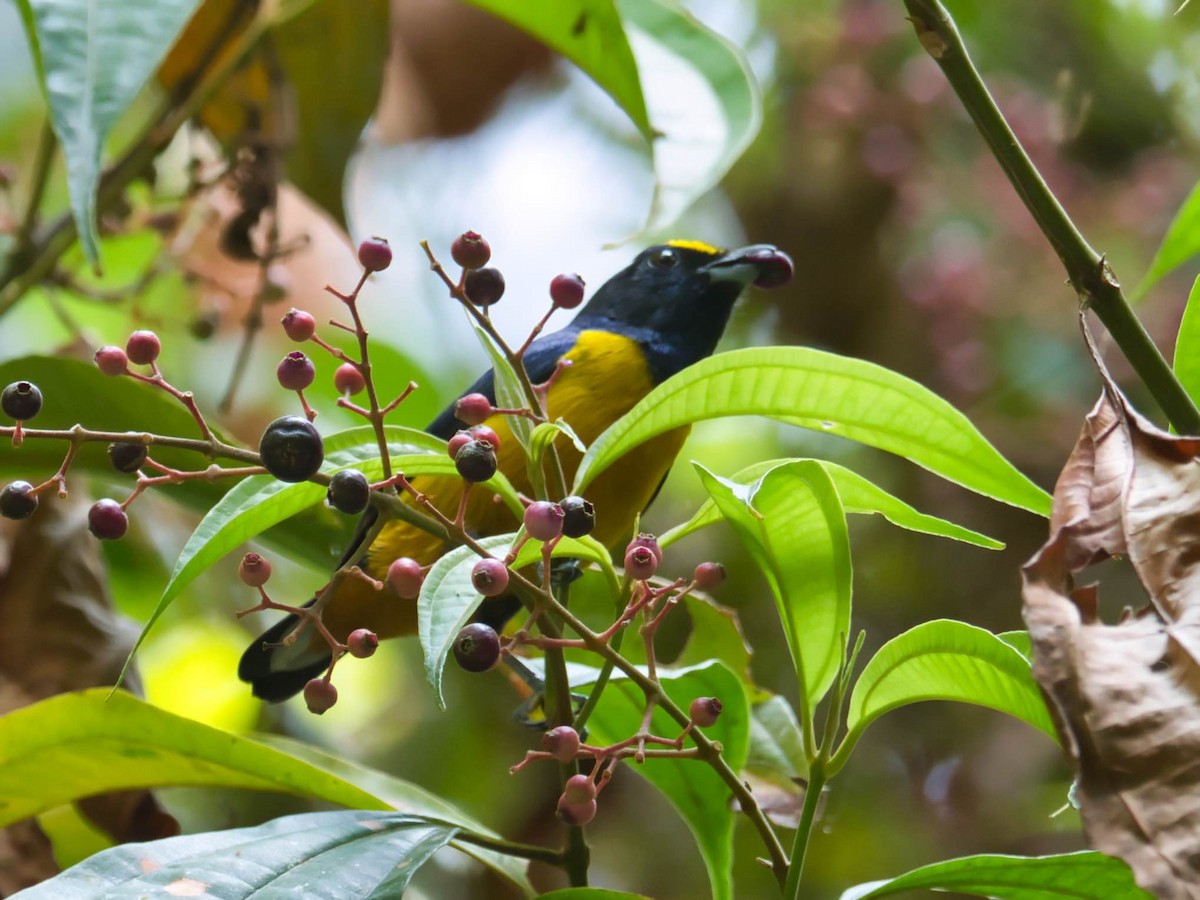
[840,851,1152,900]
[582,661,749,900]
[998,629,1033,660]
[746,694,809,783]
[660,457,1003,550]
[473,324,544,494]
[1174,274,1200,404]
[19,811,457,899]
[0,689,386,829]
[841,620,1057,771]
[1133,180,1200,301]
[574,347,1050,516]
[541,891,653,900]
[696,460,851,712]
[19,0,203,266]
[616,0,761,239]
[463,0,650,138]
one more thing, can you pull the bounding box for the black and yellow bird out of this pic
[240,240,792,700]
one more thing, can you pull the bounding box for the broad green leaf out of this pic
[841,620,1056,771]
[574,347,1050,516]
[583,661,750,900]
[999,629,1033,660]
[530,418,588,462]
[617,0,761,238]
[541,891,652,900]
[696,461,851,712]
[18,811,457,899]
[0,689,386,828]
[746,694,808,783]
[1133,180,1200,301]
[463,0,649,138]
[473,324,543,494]
[840,851,1151,900]
[1173,274,1200,404]
[660,457,1002,550]
[254,735,533,895]
[19,0,203,265]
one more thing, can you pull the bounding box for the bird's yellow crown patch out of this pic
[666,239,722,256]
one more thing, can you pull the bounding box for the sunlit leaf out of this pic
[1173,274,1200,404]
[696,461,851,712]
[575,347,1050,516]
[840,851,1151,900]
[746,694,808,783]
[1133,180,1200,301]
[660,457,1002,549]
[18,0,202,266]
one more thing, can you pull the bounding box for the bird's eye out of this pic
[650,248,678,269]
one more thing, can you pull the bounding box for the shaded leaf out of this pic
[743,695,807,827]
[541,891,652,900]
[19,0,202,265]
[16,811,456,899]
[660,457,1002,549]
[840,851,1151,900]
[574,347,1050,516]
[1133,180,1200,301]
[1173,274,1200,405]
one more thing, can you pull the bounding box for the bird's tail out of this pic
[238,607,332,702]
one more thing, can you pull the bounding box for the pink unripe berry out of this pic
[281,308,316,342]
[94,346,129,376]
[689,696,723,728]
[550,273,586,310]
[629,533,663,565]
[347,628,379,659]
[447,430,473,460]
[542,726,581,763]
[357,236,392,272]
[563,773,597,804]
[303,678,338,714]
[556,794,597,826]
[239,552,272,587]
[334,362,366,396]
[455,392,493,426]
[276,351,315,391]
[624,535,660,580]
[471,557,510,597]
[386,557,424,599]
[125,330,162,366]
[451,231,491,270]
[524,501,565,542]
[88,498,129,540]
[693,561,726,591]
[469,424,500,451]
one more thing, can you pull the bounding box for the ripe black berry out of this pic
[276,351,316,391]
[357,237,392,272]
[304,678,338,714]
[259,416,324,483]
[1,381,42,421]
[327,469,371,515]
[88,499,129,540]
[453,623,501,672]
[454,439,497,483]
[281,308,316,342]
[107,442,148,474]
[464,267,505,307]
[0,481,38,520]
[559,495,595,539]
[451,231,491,270]
[471,557,510,597]
[524,501,564,541]
[550,273,586,310]
[125,330,162,365]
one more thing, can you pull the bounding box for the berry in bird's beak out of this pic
[745,247,794,289]
[702,244,794,290]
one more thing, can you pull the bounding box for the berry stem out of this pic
[126,370,214,442]
[219,209,282,415]
[307,332,355,364]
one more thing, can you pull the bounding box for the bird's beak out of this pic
[701,244,794,290]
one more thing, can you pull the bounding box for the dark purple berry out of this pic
[276,351,315,391]
[469,424,500,450]
[347,628,379,659]
[327,468,371,515]
[239,552,272,586]
[304,678,338,714]
[750,248,794,289]
[259,416,324,483]
[542,725,581,762]
[693,561,726,591]
[94,346,129,376]
[556,794,597,826]
[357,236,392,272]
[455,439,497,483]
[455,392,493,426]
[386,557,424,598]
[88,499,129,540]
[107,442,148,474]
[281,308,317,342]
[0,481,38,520]
[464,267,505,306]
[471,557,510,597]
[524,500,564,541]
[1,381,42,422]
[125,330,162,366]
[559,495,595,539]
[550,273,586,310]
[447,430,473,460]
[689,696,723,727]
[453,623,501,672]
[451,231,491,270]
[629,532,663,565]
[334,362,366,396]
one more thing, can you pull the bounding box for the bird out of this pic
[240,240,793,701]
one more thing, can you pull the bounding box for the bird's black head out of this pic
[571,241,792,379]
